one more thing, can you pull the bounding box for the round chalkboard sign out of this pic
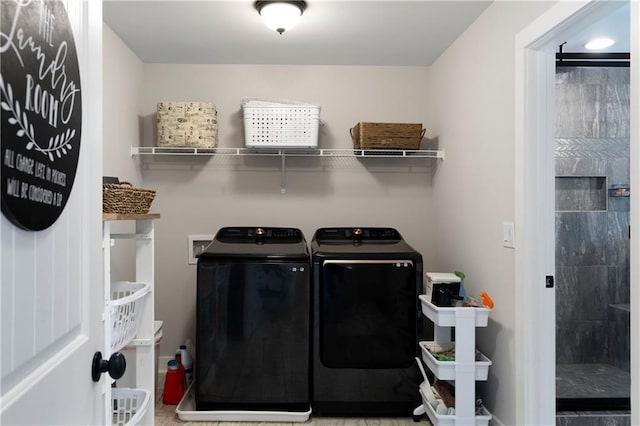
[1,0,82,231]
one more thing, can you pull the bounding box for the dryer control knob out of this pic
[353,228,363,236]
[256,228,265,236]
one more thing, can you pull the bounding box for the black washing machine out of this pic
[311,227,423,416]
[195,227,310,414]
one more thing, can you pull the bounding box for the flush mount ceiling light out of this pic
[585,37,615,50]
[255,1,306,35]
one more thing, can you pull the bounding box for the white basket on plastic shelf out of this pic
[112,388,151,426]
[242,99,320,148]
[109,281,150,353]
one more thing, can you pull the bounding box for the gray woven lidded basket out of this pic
[103,182,156,215]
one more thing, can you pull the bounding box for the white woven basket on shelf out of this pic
[242,99,320,148]
[112,388,151,426]
[109,281,150,353]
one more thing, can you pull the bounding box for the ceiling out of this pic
[103,0,493,65]
[561,2,630,54]
[103,1,631,66]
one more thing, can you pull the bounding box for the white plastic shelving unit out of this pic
[130,146,445,159]
[130,146,445,193]
[418,295,493,426]
[103,213,160,425]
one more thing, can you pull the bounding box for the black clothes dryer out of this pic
[311,227,423,416]
[195,227,310,413]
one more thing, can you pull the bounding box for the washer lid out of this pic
[199,227,309,259]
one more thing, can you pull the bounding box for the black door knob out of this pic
[91,351,126,382]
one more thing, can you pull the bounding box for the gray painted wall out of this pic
[426,2,555,423]
[104,25,438,363]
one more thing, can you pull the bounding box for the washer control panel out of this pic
[216,227,303,243]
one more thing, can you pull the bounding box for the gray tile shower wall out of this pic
[608,304,630,372]
[556,68,630,138]
[555,68,630,370]
[556,266,609,364]
[556,213,607,266]
[556,177,607,211]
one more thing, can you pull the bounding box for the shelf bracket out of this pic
[280,151,287,194]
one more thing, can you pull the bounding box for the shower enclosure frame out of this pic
[514,1,640,425]
[554,65,631,412]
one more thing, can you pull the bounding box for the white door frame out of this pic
[515,1,638,425]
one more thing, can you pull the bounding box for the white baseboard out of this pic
[491,413,505,426]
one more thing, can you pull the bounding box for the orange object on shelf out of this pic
[480,292,494,309]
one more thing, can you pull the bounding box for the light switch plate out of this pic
[503,222,515,248]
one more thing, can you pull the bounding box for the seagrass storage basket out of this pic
[157,101,218,148]
[103,182,156,215]
[350,122,426,150]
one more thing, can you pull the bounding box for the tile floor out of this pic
[556,363,630,399]
[556,412,631,426]
[155,377,425,426]
[157,362,634,425]
[156,399,425,426]
[555,363,631,426]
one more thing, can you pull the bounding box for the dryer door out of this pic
[320,259,416,368]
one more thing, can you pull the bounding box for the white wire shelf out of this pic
[130,146,445,160]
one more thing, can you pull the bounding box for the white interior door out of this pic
[0,0,104,424]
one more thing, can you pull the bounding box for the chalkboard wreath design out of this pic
[1,0,83,231]
[1,74,76,162]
